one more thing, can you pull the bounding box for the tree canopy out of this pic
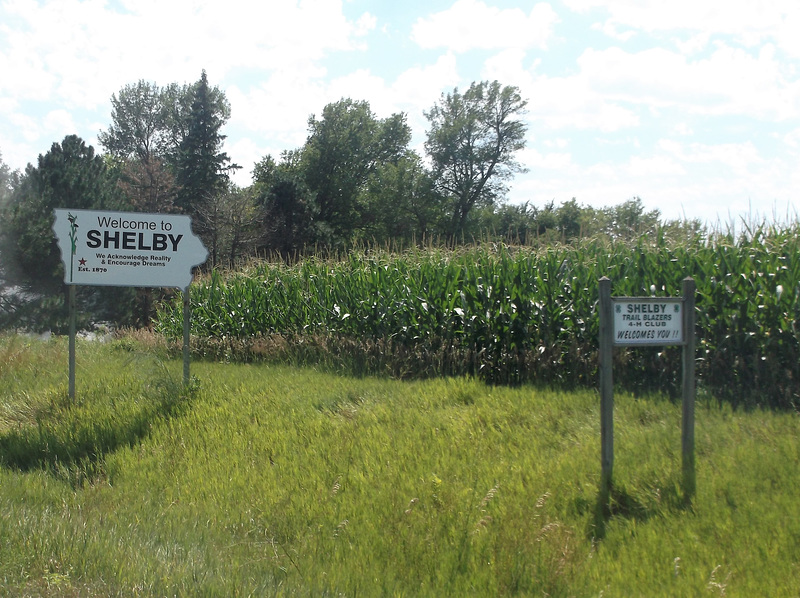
[425,80,528,241]
[0,73,709,331]
[300,98,411,246]
[175,70,236,215]
[0,135,121,293]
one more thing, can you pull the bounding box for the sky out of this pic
[1,0,799,226]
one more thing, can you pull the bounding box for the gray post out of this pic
[68,285,76,401]
[681,277,697,499]
[183,287,191,387]
[598,277,614,500]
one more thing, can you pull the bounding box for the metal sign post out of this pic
[681,277,697,498]
[598,277,696,502]
[183,287,191,387]
[598,277,614,504]
[68,285,76,401]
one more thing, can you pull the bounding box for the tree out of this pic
[556,197,583,240]
[602,197,661,240]
[174,70,236,216]
[258,171,318,258]
[195,185,258,268]
[0,136,133,330]
[253,152,318,258]
[0,136,120,292]
[301,98,411,246]
[98,80,171,163]
[0,150,17,292]
[361,152,441,245]
[424,80,528,241]
[113,156,179,214]
[98,80,184,215]
[100,74,235,219]
[0,150,14,206]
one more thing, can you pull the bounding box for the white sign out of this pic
[612,298,683,346]
[53,209,208,289]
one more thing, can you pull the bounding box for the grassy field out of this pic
[1,334,799,596]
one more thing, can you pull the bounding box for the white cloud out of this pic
[412,0,559,53]
[43,109,76,137]
[783,127,800,149]
[564,0,800,60]
[353,12,377,38]
[0,0,797,226]
[481,49,537,89]
[574,43,800,120]
[659,139,764,170]
[0,0,371,110]
[544,138,569,149]
[391,53,461,109]
[525,74,640,131]
[624,155,685,177]
[519,147,574,171]
[478,47,640,133]
[594,20,637,42]
[563,0,785,37]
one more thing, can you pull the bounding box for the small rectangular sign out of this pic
[612,297,684,346]
[53,209,208,289]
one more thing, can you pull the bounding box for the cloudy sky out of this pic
[1,0,799,226]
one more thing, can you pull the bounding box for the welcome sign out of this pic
[53,209,208,289]
[612,297,684,345]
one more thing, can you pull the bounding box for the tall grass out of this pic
[1,338,799,596]
[0,334,193,487]
[155,222,800,408]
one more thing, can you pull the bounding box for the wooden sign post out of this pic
[598,277,696,502]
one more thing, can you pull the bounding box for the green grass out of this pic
[1,334,799,596]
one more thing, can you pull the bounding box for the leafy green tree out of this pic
[556,197,583,240]
[174,70,236,216]
[253,152,318,258]
[98,80,180,214]
[361,153,441,245]
[483,201,537,244]
[100,74,234,218]
[602,197,661,240]
[424,81,528,241]
[0,149,18,295]
[251,154,278,195]
[259,171,318,258]
[301,98,411,246]
[98,80,171,163]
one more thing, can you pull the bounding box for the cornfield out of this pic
[155,223,800,408]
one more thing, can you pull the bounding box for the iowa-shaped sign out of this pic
[53,209,208,289]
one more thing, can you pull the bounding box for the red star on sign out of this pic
[79,258,87,266]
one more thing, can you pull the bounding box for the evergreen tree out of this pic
[0,136,134,330]
[174,70,236,216]
[0,150,13,206]
[0,135,121,294]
